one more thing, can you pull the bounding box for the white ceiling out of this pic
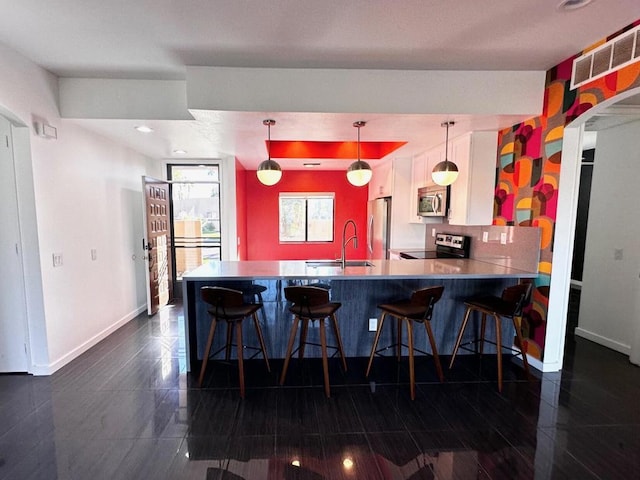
[1,0,639,167]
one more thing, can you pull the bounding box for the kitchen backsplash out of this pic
[425,225,540,273]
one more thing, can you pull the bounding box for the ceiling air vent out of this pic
[571,24,640,90]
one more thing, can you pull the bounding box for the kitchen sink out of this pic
[305,260,374,268]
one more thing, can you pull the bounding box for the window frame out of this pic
[278,192,335,243]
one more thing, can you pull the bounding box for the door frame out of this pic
[543,87,640,372]
[0,115,30,372]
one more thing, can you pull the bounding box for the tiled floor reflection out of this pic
[1,301,639,479]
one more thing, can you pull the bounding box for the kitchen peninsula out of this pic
[182,257,538,371]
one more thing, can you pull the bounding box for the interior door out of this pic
[142,176,173,315]
[0,116,29,372]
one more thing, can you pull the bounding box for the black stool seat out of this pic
[280,286,347,398]
[449,282,532,392]
[198,286,271,398]
[366,285,445,400]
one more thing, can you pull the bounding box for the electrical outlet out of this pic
[368,318,378,332]
[500,233,507,245]
[431,228,436,237]
[614,248,623,260]
[91,248,97,261]
[482,231,489,243]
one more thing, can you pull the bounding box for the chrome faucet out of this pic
[341,219,358,269]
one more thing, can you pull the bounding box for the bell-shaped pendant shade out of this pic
[257,159,282,186]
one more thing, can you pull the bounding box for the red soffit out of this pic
[267,141,407,159]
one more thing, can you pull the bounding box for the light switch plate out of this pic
[368,318,378,332]
[91,249,97,261]
[500,233,507,245]
[52,253,63,267]
[431,228,436,237]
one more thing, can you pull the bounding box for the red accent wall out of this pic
[245,170,368,260]
[235,159,248,261]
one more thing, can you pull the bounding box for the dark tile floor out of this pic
[1,299,639,479]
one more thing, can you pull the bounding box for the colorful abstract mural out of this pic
[494,20,640,361]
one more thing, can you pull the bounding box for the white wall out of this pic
[0,44,151,373]
[577,120,640,355]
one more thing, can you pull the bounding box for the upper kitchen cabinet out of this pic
[368,159,394,200]
[448,131,498,225]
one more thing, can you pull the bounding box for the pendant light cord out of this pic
[267,121,271,160]
[357,123,361,162]
[444,121,449,165]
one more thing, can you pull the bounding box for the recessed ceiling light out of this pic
[173,149,187,154]
[134,125,153,133]
[557,0,593,11]
[303,162,321,168]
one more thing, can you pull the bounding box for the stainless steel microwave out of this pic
[417,185,447,217]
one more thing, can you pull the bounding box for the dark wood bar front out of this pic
[182,259,538,371]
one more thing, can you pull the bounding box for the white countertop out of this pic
[182,259,537,281]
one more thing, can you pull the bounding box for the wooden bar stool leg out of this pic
[366,313,386,377]
[479,312,487,355]
[329,313,347,372]
[450,307,473,369]
[198,318,218,387]
[236,321,245,398]
[406,319,416,400]
[225,322,233,361]
[396,317,403,361]
[256,292,267,324]
[424,320,444,382]
[494,314,503,393]
[298,318,309,359]
[280,317,300,386]
[252,312,271,372]
[318,318,331,398]
[512,316,531,377]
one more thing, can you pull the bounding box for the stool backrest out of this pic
[284,286,330,318]
[201,286,244,316]
[410,285,444,322]
[501,282,533,317]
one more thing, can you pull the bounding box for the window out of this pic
[279,193,334,242]
[168,164,221,279]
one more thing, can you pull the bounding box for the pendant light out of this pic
[347,121,372,187]
[257,119,282,186]
[431,121,459,186]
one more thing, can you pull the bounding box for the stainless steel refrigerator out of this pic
[367,197,391,260]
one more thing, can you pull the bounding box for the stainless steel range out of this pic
[399,233,471,259]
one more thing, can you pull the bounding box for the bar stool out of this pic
[366,285,445,400]
[198,286,271,398]
[449,282,532,392]
[242,282,268,322]
[280,286,347,398]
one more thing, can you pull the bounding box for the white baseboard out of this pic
[574,327,631,356]
[32,304,147,376]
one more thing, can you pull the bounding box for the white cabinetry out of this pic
[368,159,393,200]
[448,131,498,225]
